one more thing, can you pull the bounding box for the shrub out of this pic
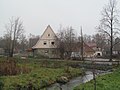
[0,59,31,76]
[0,80,4,90]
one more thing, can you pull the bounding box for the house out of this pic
[32,25,59,58]
[71,42,102,59]
[83,43,96,57]
[85,43,102,57]
[70,42,96,59]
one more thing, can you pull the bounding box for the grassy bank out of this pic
[0,57,82,90]
[74,67,120,90]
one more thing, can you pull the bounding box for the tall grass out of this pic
[0,59,31,76]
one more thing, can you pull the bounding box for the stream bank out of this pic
[46,70,111,90]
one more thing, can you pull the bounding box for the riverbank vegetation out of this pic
[0,57,82,90]
[74,67,120,90]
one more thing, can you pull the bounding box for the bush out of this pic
[0,80,4,90]
[0,59,31,76]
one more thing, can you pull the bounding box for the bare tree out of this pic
[83,34,93,43]
[98,0,120,61]
[92,33,106,51]
[57,30,65,59]
[3,27,14,57]
[64,27,76,58]
[5,17,24,57]
[57,26,76,59]
[28,33,39,48]
[19,34,28,52]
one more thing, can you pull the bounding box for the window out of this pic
[44,43,46,45]
[43,41,47,45]
[51,42,54,45]
[45,50,48,53]
[48,34,50,36]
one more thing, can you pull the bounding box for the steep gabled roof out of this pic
[32,25,57,49]
[84,43,95,52]
[69,42,95,53]
[40,25,57,39]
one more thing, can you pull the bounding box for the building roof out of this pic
[84,43,95,52]
[71,42,95,53]
[32,25,58,49]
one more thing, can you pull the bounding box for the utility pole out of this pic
[81,27,84,60]
[110,20,113,61]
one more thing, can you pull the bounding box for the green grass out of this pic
[74,67,120,90]
[0,57,82,90]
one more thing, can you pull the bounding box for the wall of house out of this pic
[41,27,56,40]
[36,39,57,49]
[84,52,95,57]
[36,48,60,58]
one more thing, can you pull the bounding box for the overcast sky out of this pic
[0,0,120,37]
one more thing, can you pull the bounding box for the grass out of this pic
[74,67,120,90]
[0,57,82,90]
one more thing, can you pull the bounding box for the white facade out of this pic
[94,51,102,57]
[32,25,58,49]
[32,25,59,58]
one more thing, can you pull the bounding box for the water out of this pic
[47,71,105,90]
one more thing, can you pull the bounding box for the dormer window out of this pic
[51,42,54,45]
[48,34,50,36]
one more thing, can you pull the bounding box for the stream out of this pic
[46,70,111,90]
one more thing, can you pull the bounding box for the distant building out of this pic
[0,48,4,55]
[32,25,59,58]
[83,43,96,57]
[103,38,120,58]
[85,43,102,57]
[113,38,120,55]
[71,42,102,59]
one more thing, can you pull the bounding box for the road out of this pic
[84,58,119,65]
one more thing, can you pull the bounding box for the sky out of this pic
[0,0,120,37]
